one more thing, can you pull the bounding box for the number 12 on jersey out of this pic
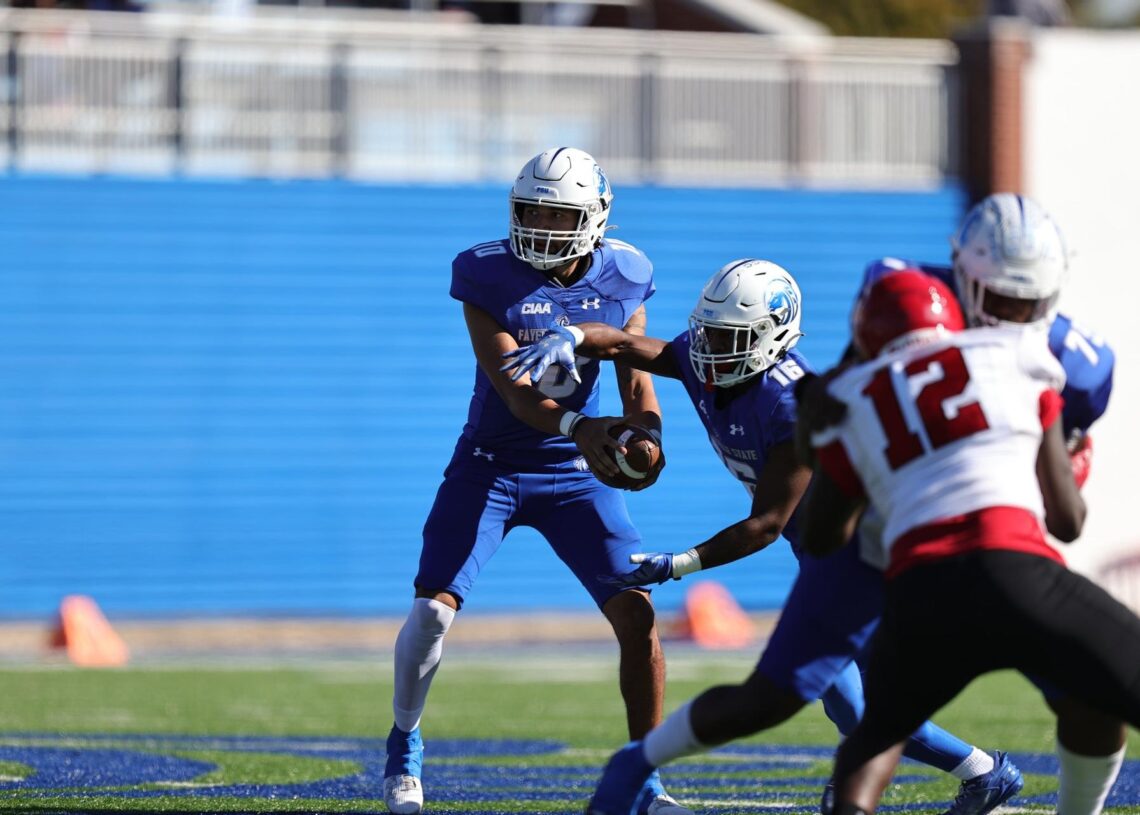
[862,346,990,470]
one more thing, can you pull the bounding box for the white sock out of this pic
[952,748,995,780]
[392,597,455,733]
[1057,742,1125,815]
[643,701,706,767]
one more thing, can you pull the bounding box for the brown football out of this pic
[594,424,663,490]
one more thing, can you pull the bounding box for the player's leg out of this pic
[1049,695,1126,815]
[837,651,1023,813]
[585,652,810,815]
[789,540,1022,813]
[601,588,665,738]
[385,465,513,815]
[830,564,985,815]
[990,552,1140,815]
[588,546,868,815]
[987,551,1140,725]
[534,473,687,815]
[828,740,907,815]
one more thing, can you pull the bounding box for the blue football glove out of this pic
[500,324,581,385]
[599,553,675,588]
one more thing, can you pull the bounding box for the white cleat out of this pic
[646,793,696,815]
[384,774,424,815]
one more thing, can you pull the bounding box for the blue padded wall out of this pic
[0,176,965,617]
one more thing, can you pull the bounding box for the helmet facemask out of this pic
[509,198,608,272]
[956,267,1060,329]
[688,316,794,388]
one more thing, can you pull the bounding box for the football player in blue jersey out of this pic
[502,258,1018,815]
[796,193,1123,815]
[382,147,692,815]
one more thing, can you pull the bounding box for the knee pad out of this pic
[407,597,455,641]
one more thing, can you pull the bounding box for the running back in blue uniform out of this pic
[502,258,1012,815]
[384,148,691,815]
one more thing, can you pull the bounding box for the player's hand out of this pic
[499,324,580,385]
[1068,432,1093,490]
[795,369,848,432]
[600,553,675,588]
[793,368,848,466]
[572,416,625,480]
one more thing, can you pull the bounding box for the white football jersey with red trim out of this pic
[813,326,1065,556]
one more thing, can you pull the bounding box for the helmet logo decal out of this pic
[593,166,609,198]
[766,282,799,327]
[533,185,556,196]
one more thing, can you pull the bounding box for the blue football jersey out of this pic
[450,237,655,470]
[669,332,814,549]
[858,257,1114,437]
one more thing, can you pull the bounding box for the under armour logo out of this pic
[581,297,601,310]
[473,448,495,461]
[729,424,744,436]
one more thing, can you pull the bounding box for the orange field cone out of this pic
[675,581,757,649]
[48,595,130,667]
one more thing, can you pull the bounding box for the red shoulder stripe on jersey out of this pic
[887,506,1066,579]
[1039,389,1064,429]
[816,440,865,500]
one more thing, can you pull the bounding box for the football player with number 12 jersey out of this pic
[800,270,1140,815]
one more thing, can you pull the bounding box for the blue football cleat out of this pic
[384,725,424,815]
[944,751,1024,815]
[637,769,694,815]
[586,741,654,815]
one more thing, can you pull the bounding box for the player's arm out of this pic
[693,442,811,567]
[612,305,664,434]
[500,305,681,385]
[1037,410,1086,543]
[463,302,589,438]
[577,305,681,380]
[792,364,855,465]
[798,469,866,557]
[601,442,811,588]
[796,434,867,557]
[594,305,665,489]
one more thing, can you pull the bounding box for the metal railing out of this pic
[0,8,958,185]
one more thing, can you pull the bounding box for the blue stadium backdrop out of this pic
[0,175,966,618]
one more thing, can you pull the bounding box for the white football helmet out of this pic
[951,193,1069,327]
[688,259,804,388]
[509,147,613,272]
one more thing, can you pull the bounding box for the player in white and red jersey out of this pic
[798,271,1140,815]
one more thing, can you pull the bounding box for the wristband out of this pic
[565,326,585,347]
[558,410,582,437]
[671,548,702,579]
